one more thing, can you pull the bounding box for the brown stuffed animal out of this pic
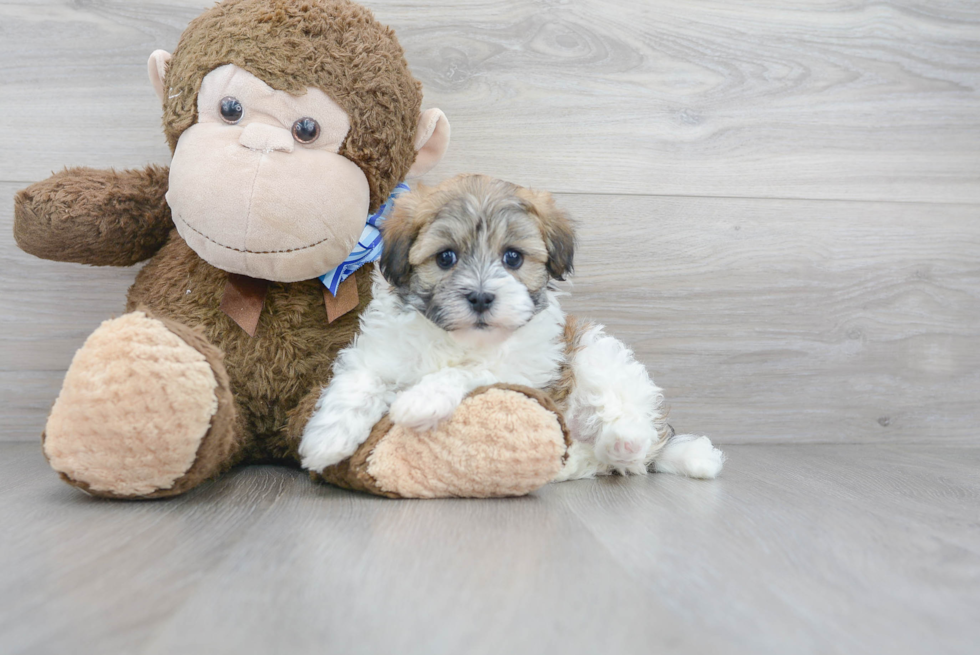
[12,0,568,499]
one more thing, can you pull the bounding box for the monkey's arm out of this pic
[13,165,173,266]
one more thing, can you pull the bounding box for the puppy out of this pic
[299,174,724,481]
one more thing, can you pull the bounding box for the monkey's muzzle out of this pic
[166,122,371,283]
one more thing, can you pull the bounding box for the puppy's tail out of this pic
[651,429,725,479]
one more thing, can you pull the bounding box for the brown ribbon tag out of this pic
[221,274,269,337]
[324,272,359,323]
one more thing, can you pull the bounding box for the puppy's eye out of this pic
[292,117,320,144]
[436,250,458,270]
[219,97,244,124]
[502,249,523,269]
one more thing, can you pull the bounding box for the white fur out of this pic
[436,259,537,332]
[300,270,725,481]
[299,271,565,471]
[652,434,726,479]
[559,324,666,477]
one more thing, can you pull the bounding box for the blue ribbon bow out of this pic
[318,182,410,295]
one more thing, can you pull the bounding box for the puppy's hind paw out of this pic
[653,435,725,479]
[594,422,655,475]
[389,387,460,432]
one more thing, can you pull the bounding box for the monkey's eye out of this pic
[436,250,458,270]
[219,97,244,124]
[502,249,524,269]
[292,117,320,144]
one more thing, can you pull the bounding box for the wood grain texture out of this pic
[0,1,978,201]
[5,181,978,443]
[554,443,980,655]
[560,193,980,444]
[0,442,977,654]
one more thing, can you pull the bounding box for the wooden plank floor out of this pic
[0,442,977,655]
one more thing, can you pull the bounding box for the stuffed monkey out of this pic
[13,0,568,499]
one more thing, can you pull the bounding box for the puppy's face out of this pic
[380,175,574,335]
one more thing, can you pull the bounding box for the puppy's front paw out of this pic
[594,421,656,475]
[299,412,372,473]
[389,386,461,432]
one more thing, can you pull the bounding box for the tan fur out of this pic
[314,416,402,498]
[153,313,245,497]
[547,315,589,413]
[514,185,576,281]
[365,386,568,498]
[311,385,570,499]
[43,312,219,497]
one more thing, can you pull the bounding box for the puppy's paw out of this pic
[299,412,372,472]
[554,441,603,482]
[389,386,461,432]
[653,435,725,479]
[594,420,656,475]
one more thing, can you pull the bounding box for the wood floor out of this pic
[1,1,978,653]
[0,442,977,655]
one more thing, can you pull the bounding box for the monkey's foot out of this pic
[43,311,238,498]
[317,385,569,498]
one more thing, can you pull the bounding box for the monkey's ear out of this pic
[406,109,451,179]
[147,50,172,104]
[518,188,576,281]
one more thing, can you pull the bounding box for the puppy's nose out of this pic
[466,291,495,313]
[239,123,294,153]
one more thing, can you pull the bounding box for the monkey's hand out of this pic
[14,165,173,266]
[315,384,570,498]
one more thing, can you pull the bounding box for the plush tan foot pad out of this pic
[43,312,219,497]
[365,386,568,498]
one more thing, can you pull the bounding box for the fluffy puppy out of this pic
[299,175,724,480]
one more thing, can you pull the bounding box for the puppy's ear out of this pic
[518,187,575,281]
[380,187,426,287]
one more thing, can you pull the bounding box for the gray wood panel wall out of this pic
[1,0,978,444]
